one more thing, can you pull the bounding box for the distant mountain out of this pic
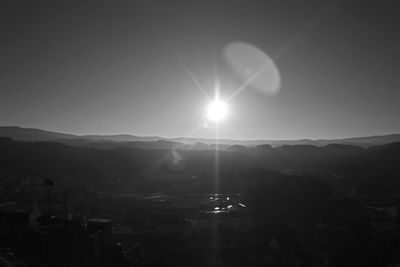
[0,126,77,141]
[1,126,400,149]
[315,134,400,147]
[86,140,188,150]
[83,134,161,142]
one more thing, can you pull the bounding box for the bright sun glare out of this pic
[207,99,228,122]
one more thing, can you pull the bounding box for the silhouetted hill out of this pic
[86,140,188,150]
[0,126,76,141]
[83,134,161,142]
[1,126,400,149]
[316,134,400,147]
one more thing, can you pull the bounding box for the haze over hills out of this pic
[1,126,400,149]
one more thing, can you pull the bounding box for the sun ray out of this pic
[164,42,210,99]
[179,60,210,100]
[272,2,334,62]
[227,62,271,102]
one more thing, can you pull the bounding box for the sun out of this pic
[206,99,229,122]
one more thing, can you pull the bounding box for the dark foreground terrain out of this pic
[1,136,400,266]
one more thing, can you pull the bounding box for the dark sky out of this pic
[1,0,399,140]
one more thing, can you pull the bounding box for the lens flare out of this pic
[224,42,281,99]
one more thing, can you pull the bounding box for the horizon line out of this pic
[1,125,400,142]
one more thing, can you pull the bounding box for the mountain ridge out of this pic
[1,125,400,149]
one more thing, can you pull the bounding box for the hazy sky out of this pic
[1,0,399,140]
